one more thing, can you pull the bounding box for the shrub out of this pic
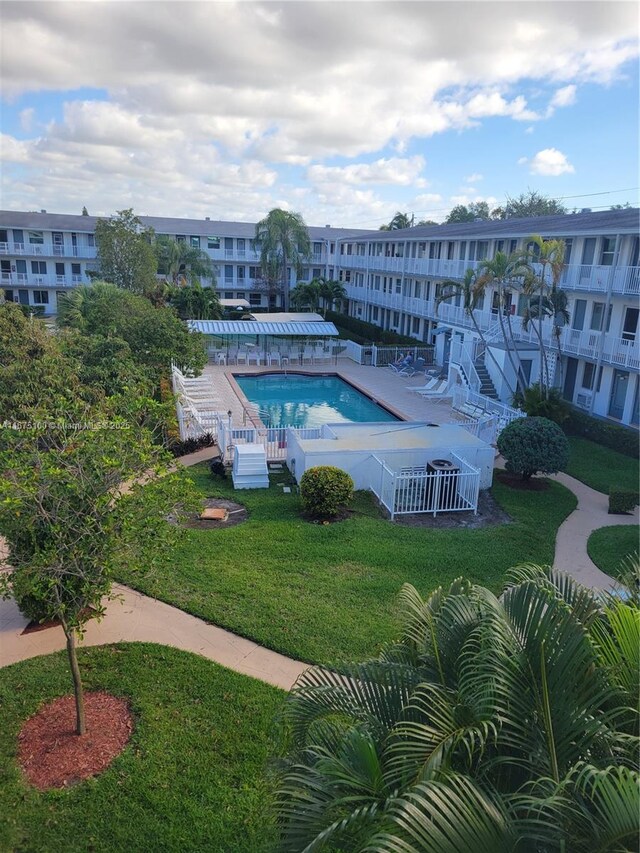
[513,383,570,425]
[497,416,569,480]
[299,466,354,518]
[608,488,640,514]
[564,409,639,459]
[168,432,216,458]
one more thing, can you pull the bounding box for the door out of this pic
[580,238,596,281]
[608,370,629,419]
[443,331,452,368]
[18,289,29,305]
[563,357,578,401]
[1,260,10,282]
[621,307,639,343]
[52,232,64,255]
[71,233,78,257]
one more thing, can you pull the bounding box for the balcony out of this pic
[0,272,82,288]
[0,241,97,259]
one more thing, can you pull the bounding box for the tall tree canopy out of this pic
[94,209,158,296]
[57,282,206,387]
[379,211,414,230]
[445,201,492,224]
[154,235,216,287]
[493,191,567,219]
[253,209,311,311]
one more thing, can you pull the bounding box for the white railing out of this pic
[451,386,525,432]
[452,415,498,445]
[342,339,366,364]
[372,345,435,368]
[449,338,481,393]
[371,453,480,519]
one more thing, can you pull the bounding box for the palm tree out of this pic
[523,236,566,398]
[253,209,311,312]
[167,281,222,320]
[290,281,321,312]
[476,251,531,395]
[154,235,216,287]
[316,277,346,315]
[436,268,515,397]
[380,211,413,231]
[277,566,639,852]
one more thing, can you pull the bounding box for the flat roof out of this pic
[187,320,339,336]
[220,298,250,308]
[296,421,487,453]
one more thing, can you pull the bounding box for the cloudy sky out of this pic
[1,1,638,227]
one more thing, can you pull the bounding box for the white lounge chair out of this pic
[408,377,439,393]
[416,378,450,397]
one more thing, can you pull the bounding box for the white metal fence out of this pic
[371,453,481,519]
[217,422,323,462]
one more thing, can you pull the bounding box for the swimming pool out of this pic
[234,374,399,427]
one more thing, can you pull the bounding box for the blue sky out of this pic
[1,2,638,226]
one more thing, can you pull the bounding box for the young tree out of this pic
[290,281,320,312]
[379,212,413,230]
[317,277,346,314]
[167,281,223,320]
[81,206,89,216]
[94,209,158,296]
[0,417,200,735]
[253,209,311,311]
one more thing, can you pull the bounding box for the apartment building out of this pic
[333,208,639,427]
[0,211,371,315]
[1,207,638,426]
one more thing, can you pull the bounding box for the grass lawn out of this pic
[564,436,639,495]
[116,466,577,665]
[0,644,282,853]
[587,525,639,580]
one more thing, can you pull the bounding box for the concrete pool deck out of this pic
[200,358,462,426]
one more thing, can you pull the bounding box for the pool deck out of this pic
[200,359,462,426]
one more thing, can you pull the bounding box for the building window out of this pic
[176,235,186,243]
[236,292,245,299]
[208,236,220,249]
[372,307,379,322]
[224,291,233,299]
[249,293,261,306]
[224,265,233,280]
[393,311,400,326]
[249,266,259,279]
[582,362,595,390]
[31,261,46,275]
[28,231,44,244]
[622,307,639,342]
[4,289,14,301]
[55,263,65,276]
[71,263,81,276]
[33,290,49,304]
[312,268,322,279]
[412,317,420,334]
[87,233,95,247]
[600,237,615,266]
[190,236,200,248]
[237,266,245,280]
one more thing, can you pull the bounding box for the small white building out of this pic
[287,421,494,518]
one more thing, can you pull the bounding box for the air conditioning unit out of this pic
[575,392,592,410]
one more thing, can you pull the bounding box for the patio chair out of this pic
[407,377,439,393]
[247,351,261,366]
[236,350,248,365]
[267,351,281,366]
[301,348,314,365]
[416,378,450,397]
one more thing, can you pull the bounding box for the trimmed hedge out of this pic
[564,408,639,459]
[608,488,640,514]
[300,465,354,518]
[326,310,429,347]
[497,416,570,480]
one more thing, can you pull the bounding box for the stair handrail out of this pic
[449,338,481,394]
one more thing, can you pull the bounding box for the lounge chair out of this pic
[407,377,439,393]
[416,378,450,397]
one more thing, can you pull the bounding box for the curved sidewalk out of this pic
[550,471,639,590]
[1,452,637,686]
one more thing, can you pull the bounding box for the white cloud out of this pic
[465,173,483,183]
[518,148,575,176]
[307,157,426,187]
[0,2,635,222]
[549,84,577,109]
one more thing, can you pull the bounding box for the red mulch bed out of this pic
[17,691,133,790]
[496,471,551,491]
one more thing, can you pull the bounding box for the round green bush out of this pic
[497,416,569,481]
[10,567,52,623]
[299,466,354,518]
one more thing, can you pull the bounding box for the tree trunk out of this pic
[497,292,525,396]
[281,248,289,312]
[63,624,86,735]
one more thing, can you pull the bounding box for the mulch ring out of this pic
[170,497,249,529]
[17,691,133,790]
[496,471,551,492]
[392,488,512,529]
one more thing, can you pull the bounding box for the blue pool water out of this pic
[235,374,399,427]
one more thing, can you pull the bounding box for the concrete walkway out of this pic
[550,472,639,590]
[0,450,637,686]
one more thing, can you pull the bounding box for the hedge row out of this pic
[326,310,429,347]
[608,488,640,514]
[564,408,639,459]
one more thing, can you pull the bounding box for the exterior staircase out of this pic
[473,353,499,399]
[232,443,269,489]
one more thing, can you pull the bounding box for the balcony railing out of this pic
[0,242,97,259]
[0,273,82,287]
